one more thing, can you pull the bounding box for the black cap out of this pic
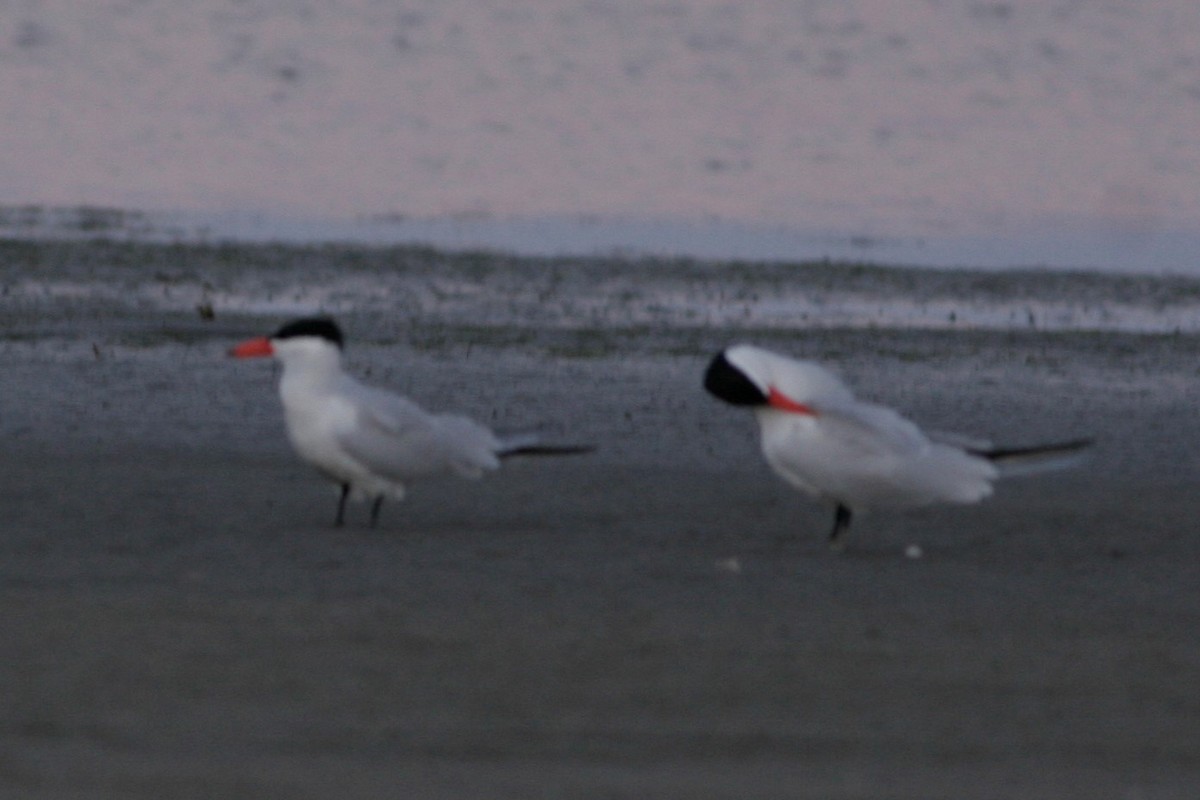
[703,350,767,406]
[272,317,344,349]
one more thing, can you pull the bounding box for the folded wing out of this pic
[335,386,501,481]
[766,398,997,508]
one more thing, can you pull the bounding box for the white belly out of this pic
[280,390,402,497]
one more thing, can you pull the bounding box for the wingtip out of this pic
[980,436,1094,478]
[973,437,1094,461]
[499,443,596,459]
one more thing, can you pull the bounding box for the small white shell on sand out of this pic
[715,557,743,574]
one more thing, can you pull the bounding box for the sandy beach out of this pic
[2,240,1199,798]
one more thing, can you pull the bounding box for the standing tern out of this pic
[230,317,591,527]
[703,344,1091,547]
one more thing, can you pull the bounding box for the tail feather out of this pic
[970,438,1093,477]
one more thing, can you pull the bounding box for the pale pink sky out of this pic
[3,1,1199,242]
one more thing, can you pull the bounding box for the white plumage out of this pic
[232,317,585,526]
[704,344,1090,546]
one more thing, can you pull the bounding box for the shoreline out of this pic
[4,204,1200,275]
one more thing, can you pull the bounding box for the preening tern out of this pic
[231,317,590,527]
[704,344,1090,547]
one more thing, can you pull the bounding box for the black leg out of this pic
[335,483,350,527]
[369,495,384,528]
[829,504,852,548]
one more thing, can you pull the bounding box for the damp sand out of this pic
[1,241,1198,798]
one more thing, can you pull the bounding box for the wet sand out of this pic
[2,242,1199,798]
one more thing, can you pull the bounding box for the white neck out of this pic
[273,338,345,403]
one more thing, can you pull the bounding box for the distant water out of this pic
[3,205,1199,275]
[3,3,1200,274]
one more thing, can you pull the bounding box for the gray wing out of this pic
[926,429,993,452]
[807,398,932,458]
[336,386,501,481]
[778,397,997,507]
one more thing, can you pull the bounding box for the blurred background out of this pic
[3,1,1199,270]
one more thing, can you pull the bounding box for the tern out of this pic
[704,344,1091,547]
[231,317,590,527]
